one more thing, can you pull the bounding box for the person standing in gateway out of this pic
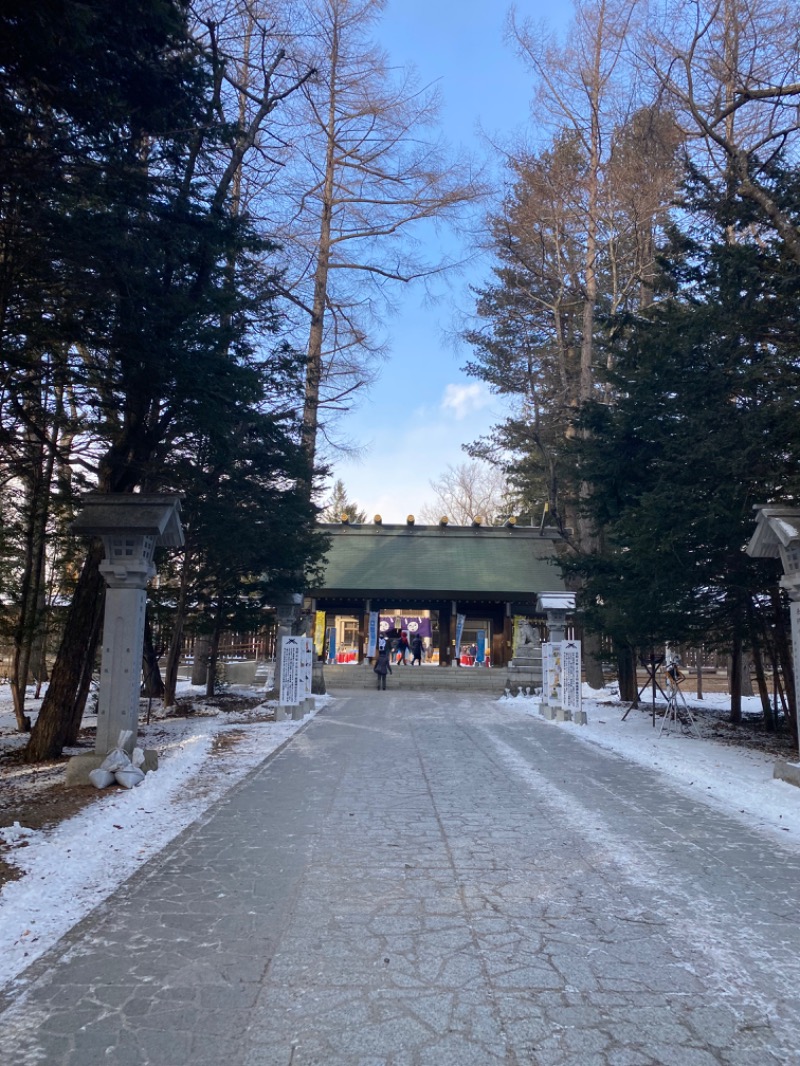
[374,648,392,690]
[410,632,423,666]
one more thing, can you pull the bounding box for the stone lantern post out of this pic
[746,506,800,779]
[66,494,183,786]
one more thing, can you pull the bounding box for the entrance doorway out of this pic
[320,607,500,667]
[457,618,492,667]
[379,610,437,664]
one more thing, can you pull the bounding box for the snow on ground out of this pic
[1,680,799,994]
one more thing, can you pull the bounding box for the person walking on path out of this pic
[410,633,423,666]
[373,648,392,689]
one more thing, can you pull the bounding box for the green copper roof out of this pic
[309,523,566,601]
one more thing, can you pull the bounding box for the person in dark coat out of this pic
[374,649,392,690]
[410,633,423,666]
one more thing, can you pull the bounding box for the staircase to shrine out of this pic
[322,661,541,694]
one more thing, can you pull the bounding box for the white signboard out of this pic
[561,640,582,716]
[279,636,301,706]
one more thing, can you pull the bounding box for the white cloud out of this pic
[440,382,490,420]
[332,382,503,521]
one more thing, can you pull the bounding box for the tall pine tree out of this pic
[574,172,800,727]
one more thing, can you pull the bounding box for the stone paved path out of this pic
[2,691,800,1065]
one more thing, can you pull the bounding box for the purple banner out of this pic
[379,615,432,639]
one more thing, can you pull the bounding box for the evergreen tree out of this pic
[1,0,209,739]
[158,389,328,701]
[574,172,800,727]
[463,111,681,533]
[321,479,367,524]
[0,1,318,758]
[462,135,588,531]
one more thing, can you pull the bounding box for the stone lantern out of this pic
[536,591,576,643]
[66,494,183,785]
[746,506,800,778]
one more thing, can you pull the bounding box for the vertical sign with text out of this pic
[561,641,582,716]
[476,629,486,665]
[455,614,466,661]
[541,642,552,701]
[279,636,301,706]
[547,642,563,708]
[367,612,378,658]
[303,637,314,698]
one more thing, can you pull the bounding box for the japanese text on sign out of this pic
[279,636,301,705]
[561,641,582,715]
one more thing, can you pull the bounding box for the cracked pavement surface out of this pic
[2,690,800,1065]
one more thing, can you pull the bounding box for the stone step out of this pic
[323,664,541,695]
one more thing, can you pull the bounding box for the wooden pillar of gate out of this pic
[438,603,452,667]
[357,599,370,664]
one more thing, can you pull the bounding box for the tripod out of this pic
[622,651,669,725]
[658,667,698,737]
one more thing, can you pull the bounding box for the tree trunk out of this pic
[581,627,604,690]
[205,609,224,698]
[10,433,55,732]
[749,595,776,727]
[191,635,211,687]
[141,615,165,699]
[739,649,754,697]
[163,630,183,708]
[616,642,637,703]
[9,499,36,730]
[775,670,790,734]
[300,15,339,495]
[63,601,104,747]
[30,582,50,689]
[729,629,742,724]
[751,639,773,725]
[163,544,193,707]
[25,540,105,761]
[769,587,798,748]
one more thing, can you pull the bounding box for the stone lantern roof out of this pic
[71,494,184,547]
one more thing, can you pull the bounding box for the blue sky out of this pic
[328,0,569,522]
